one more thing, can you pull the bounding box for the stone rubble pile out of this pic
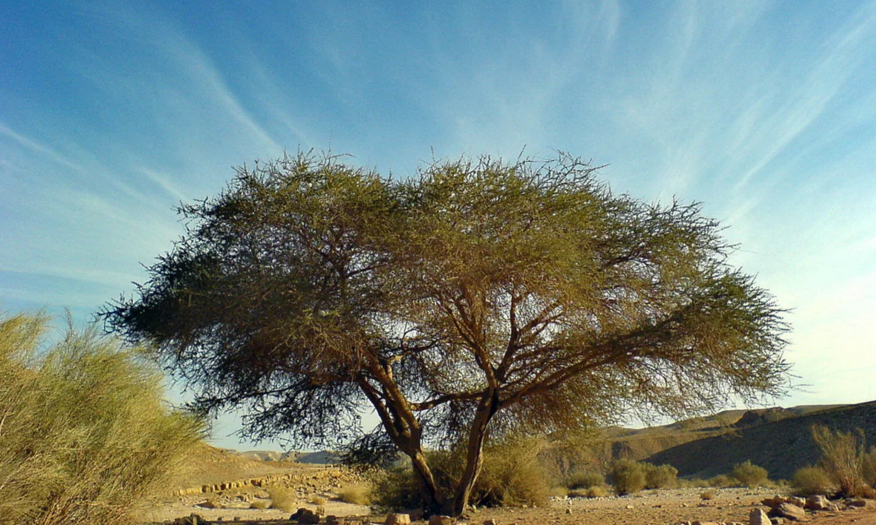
[673,493,870,525]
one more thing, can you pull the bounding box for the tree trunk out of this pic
[449,393,498,516]
[406,446,445,516]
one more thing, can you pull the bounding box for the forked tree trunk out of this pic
[407,446,445,516]
[448,393,499,516]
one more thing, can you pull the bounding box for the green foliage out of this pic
[609,459,646,495]
[792,466,837,496]
[644,463,678,489]
[104,151,791,515]
[811,425,866,497]
[0,310,203,525]
[730,460,769,487]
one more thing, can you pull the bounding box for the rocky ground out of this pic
[140,485,876,525]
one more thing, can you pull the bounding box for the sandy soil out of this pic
[140,487,875,525]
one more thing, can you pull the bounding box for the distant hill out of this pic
[235,449,341,464]
[645,401,876,480]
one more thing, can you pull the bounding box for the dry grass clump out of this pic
[700,490,715,500]
[792,466,837,496]
[268,487,298,512]
[249,499,272,510]
[812,425,867,497]
[338,484,371,505]
[0,311,203,525]
[309,495,327,506]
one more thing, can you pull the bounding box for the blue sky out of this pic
[2,1,875,450]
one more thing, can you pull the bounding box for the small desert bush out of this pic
[731,460,769,487]
[469,437,551,507]
[792,466,837,496]
[609,459,646,495]
[309,495,327,506]
[811,425,865,497]
[269,487,299,512]
[863,447,876,487]
[586,485,609,498]
[0,311,204,525]
[338,484,371,505]
[564,470,605,490]
[707,474,734,488]
[368,466,422,511]
[250,499,272,510]
[369,436,551,510]
[644,463,678,489]
[700,490,715,501]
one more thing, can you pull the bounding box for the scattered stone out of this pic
[789,497,806,508]
[750,507,771,525]
[761,496,786,509]
[386,513,412,525]
[565,507,572,515]
[172,514,205,525]
[847,499,867,508]
[429,515,454,525]
[804,496,830,511]
[769,503,807,521]
[483,520,498,525]
[292,508,321,524]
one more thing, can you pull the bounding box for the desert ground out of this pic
[139,461,876,525]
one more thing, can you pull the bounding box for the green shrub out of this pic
[731,460,769,487]
[0,311,204,525]
[565,470,605,490]
[644,463,678,489]
[811,425,865,497]
[609,459,646,495]
[791,466,837,496]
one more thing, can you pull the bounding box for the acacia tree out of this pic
[104,152,789,516]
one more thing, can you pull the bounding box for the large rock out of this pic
[386,513,412,525]
[804,496,830,511]
[769,503,808,521]
[292,508,321,524]
[750,508,771,525]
